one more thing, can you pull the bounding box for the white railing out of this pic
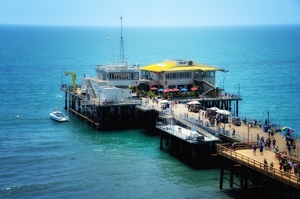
[156,125,196,141]
[173,114,216,140]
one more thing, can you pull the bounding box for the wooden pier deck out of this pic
[142,98,298,155]
[141,98,300,192]
[217,143,300,190]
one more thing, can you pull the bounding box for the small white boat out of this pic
[50,109,69,122]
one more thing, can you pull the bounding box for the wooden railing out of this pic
[217,143,300,189]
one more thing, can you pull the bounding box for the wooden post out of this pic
[180,139,182,154]
[243,167,248,189]
[248,123,250,146]
[64,92,67,110]
[160,131,163,149]
[230,172,233,188]
[220,159,224,189]
[166,134,169,147]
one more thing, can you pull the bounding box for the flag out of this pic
[220,69,229,73]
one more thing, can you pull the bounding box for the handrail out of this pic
[172,114,215,140]
[86,79,97,98]
[217,144,300,189]
[156,125,193,141]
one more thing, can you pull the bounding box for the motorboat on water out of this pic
[50,109,69,122]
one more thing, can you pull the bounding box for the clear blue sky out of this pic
[1,0,300,26]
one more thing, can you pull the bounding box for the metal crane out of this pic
[65,72,77,92]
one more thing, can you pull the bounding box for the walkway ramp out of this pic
[86,79,97,98]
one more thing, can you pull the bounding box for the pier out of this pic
[61,83,300,195]
[156,123,219,168]
[140,98,300,195]
[217,143,300,196]
[61,86,159,130]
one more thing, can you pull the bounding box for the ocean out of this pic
[0,24,300,198]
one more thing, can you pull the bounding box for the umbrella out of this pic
[160,100,169,103]
[150,87,158,91]
[158,88,163,92]
[190,87,198,91]
[282,126,294,133]
[209,107,219,111]
[168,88,174,92]
[163,89,170,93]
[181,88,188,92]
[188,101,200,105]
[173,88,180,92]
[216,110,230,115]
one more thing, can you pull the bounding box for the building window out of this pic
[107,72,139,80]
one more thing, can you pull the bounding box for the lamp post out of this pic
[267,111,269,126]
[237,83,240,98]
[248,123,250,146]
[263,110,270,126]
[223,77,225,91]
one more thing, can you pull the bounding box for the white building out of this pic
[139,59,227,94]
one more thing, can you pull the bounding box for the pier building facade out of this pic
[139,59,227,95]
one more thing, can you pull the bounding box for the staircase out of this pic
[86,79,97,98]
[202,87,216,95]
[198,80,216,95]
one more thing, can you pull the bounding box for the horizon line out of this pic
[1,23,300,28]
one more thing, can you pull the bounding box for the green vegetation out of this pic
[128,86,138,93]
[133,89,199,99]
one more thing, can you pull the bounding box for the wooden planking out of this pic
[217,143,300,189]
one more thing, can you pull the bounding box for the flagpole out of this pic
[120,15,124,63]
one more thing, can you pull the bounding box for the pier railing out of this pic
[141,102,300,157]
[156,125,197,142]
[175,113,257,143]
[217,143,300,189]
[172,114,218,140]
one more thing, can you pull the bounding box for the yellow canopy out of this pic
[140,60,222,72]
[140,61,177,72]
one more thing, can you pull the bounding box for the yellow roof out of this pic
[140,60,222,72]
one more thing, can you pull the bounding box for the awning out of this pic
[140,61,177,72]
[140,60,223,72]
[190,87,198,91]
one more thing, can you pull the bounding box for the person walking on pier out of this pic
[267,138,271,150]
[274,146,279,154]
[271,130,274,138]
[253,145,257,155]
[294,163,298,175]
[273,138,276,149]
[270,162,274,172]
[259,143,264,155]
[264,158,268,171]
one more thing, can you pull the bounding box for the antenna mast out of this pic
[120,15,125,63]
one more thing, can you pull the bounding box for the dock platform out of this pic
[217,143,300,192]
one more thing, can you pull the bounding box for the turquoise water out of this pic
[1,24,300,198]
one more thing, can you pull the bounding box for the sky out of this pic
[0,0,300,26]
